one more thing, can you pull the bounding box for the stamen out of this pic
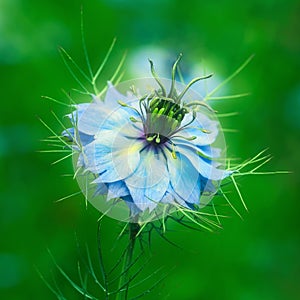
[170,110,196,136]
[129,116,140,123]
[155,133,160,144]
[173,107,187,120]
[152,107,159,115]
[157,107,165,115]
[117,100,140,114]
[118,101,139,116]
[172,135,197,141]
[118,100,145,124]
[158,96,176,102]
[196,150,212,159]
[168,110,174,118]
[171,119,179,131]
[146,135,157,142]
[171,141,177,159]
[129,85,137,95]
[201,128,211,133]
[149,97,160,110]
[118,100,127,106]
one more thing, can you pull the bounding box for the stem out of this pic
[116,222,140,300]
[97,221,109,299]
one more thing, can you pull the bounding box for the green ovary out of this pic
[146,98,187,144]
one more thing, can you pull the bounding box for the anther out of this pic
[157,108,165,115]
[177,114,183,122]
[155,133,160,144]
[168,110,174,118]
[146,135,157,142]
[152,107,159,114]
[129,116,140,123]
[118,100,127,107]
[171,142,177,159]
[201,128,211,133]
[172,135,197,141]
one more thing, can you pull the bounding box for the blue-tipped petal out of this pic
[162,185,191,208]
[94,182,108,196]
[106,181,130,201]
[200,177,217,194]
[122,195,142,218]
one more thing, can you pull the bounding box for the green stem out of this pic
[116,223,139,300]
[97,221,109,299]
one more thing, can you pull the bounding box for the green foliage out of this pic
[0,0,299,299]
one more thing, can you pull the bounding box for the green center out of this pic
[145,98,187,145]
[149,98,187,122]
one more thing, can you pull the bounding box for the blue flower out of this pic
[66,57,230,220]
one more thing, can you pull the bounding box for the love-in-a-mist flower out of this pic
[66,55,230,222]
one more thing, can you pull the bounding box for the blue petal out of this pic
[78,101,142,136]
[67,103,90,125]
[172,138,221,159]
[179,112,219,146]
[94,182,108,196]
[77,103,125,135]
[83,133,144,182]
[104,82,138,108]
[78,132,94,146]
[175,144,230,180]
[198,145,221,158]
[62,127,75,141]
[166,151,201,202]
[162,185,191,208]
[62,127,94,147]
[125,147,170,211]
[106,181,130,201]
[67,84,140,135]
[200,177,217,194]
[122,195,142,218]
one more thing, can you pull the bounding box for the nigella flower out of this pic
[66,55,230,222]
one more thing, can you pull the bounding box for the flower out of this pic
[65,56,230,222]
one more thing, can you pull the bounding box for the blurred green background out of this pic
[1,0,299,299]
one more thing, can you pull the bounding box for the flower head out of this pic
[66,56,230,222]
